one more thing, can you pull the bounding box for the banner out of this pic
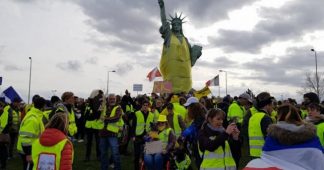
[194,86,211,99]
[152,81,172,93]
[133,84,143,92]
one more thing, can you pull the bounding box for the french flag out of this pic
[205,75,219,86]
[147,67,162,82]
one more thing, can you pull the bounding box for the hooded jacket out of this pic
[244,122,324,170]
[38,128,73,170]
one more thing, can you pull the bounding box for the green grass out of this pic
[7,140,250,170]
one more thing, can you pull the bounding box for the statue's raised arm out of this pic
[158,0,168,27]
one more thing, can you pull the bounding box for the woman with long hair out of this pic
[199,108,239,170]
[32,111,73,170]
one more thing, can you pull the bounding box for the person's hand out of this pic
[158,0,164,8]
[26,155,32,163]
[225,123,236,135]
[232,127,240,140]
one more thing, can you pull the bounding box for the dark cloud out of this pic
[209,0,324,53]
[75,0,258,53]
[4,65,22,71]
[241,46,323,86]
[56,60,82,71]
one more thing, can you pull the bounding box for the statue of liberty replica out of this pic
[158,0,202,93]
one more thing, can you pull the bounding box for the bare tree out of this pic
[299,72,324,100]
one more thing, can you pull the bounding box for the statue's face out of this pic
[172,21,182,32]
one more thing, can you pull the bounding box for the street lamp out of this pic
[311,49,319,96]
[27,57,32,104]
[219,70,228,95]
[106,70,116,95]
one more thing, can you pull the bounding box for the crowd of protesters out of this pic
[1,89,324,170]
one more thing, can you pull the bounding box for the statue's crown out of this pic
[169,12,186,24]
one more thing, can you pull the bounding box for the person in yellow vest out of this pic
[143,114,176,170]
[228,93,252,126]
[17,96,46,170]
[32,111,73,170]
[98,94,123,170]
[165,103,186,138]
[56,92,78,139]
[199,108,240,170]
[306,103,324,147]
[248,92,273,159]
[84,90,103,161]
[8,98,22,159]
[0,98,13,170]
[131,99,155,170]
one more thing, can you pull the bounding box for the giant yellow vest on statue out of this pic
[248,112,265,157]
[160,33,191,93]
[200,141,236,170]
[32,138,74,170]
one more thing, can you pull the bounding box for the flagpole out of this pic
[218,85,220,97]
[27,57,32,104]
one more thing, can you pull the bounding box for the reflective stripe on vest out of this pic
[32,138,73,170]
[17,108,45,153]
[248,112,265,157]
[200,141,236,170]
[135,111,154,136]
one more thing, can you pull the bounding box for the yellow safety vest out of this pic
[68,110,77,136]
[153,110,160,123]
[200,141,236,170]
[158,128,172,150]
[42,110,51,123]
[270,110,277,123]
[135,111,154,136]
[301,109,308,119]
[32,138,74,170]
[0,105,10,133]
[250,106,258,116]
[171,113,182,137]
[228,101,245,123]
[248,112,265,157]
[106,106,124,134]
[316,122,324,147]
[175,154,191,170]
[84,106,95,129]
[173,103,187,120]
[17,107,45,154]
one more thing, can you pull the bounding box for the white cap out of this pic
[184,97,199,106]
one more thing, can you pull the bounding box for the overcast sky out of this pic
[0,0,323,102]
